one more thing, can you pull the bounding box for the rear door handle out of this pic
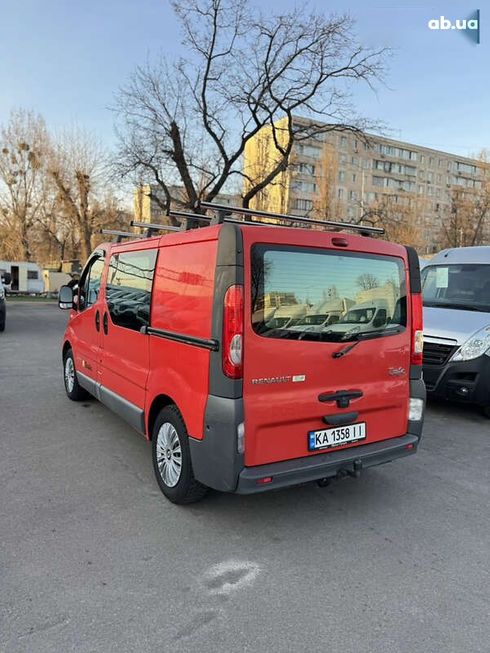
[95,310,100,332]
[318,390,363,409]
[103,312,108,335]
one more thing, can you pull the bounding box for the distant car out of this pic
[421,246,490,417]
[0,271,11,332]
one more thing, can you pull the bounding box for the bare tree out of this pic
[440,183,490,248]
[357,194,427,250]
[357,273,379,290]
[47,129,124,262]
[113,0,387,213]
[0,110,49,260]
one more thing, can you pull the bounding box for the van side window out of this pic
[79,256,105,310]
[106,249,157,331]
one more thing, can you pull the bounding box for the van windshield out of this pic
[300,314,327,325]
[339,307,376,324]
[422,264,490,312]
[251,245,406,342]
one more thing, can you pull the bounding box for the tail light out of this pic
[410,292,424,366]
[223,285,243,378]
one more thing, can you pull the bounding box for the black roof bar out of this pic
[199,201,384,235]
[172,210,286,229]
[168,210,211,223]
[168,210,213,230]
[100,229,146,243]
[131,220,183,237]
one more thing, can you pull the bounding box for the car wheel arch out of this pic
[62,340,72,359]
[147,394,180,440]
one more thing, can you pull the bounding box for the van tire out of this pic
[152,405,208,504]
[0,320,4,332]
[482,405,490,419]
[63,348,89,401]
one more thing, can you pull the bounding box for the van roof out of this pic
[349,299,389,310]
[104,221,408,261]
[430,246,490,266]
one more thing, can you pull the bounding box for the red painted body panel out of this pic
[66,260,107,382]
[65,304,101,381]
[240,227,412,467]
[145,236,218,439]
[97,239,160,410]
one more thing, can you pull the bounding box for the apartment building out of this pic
[243,116,488,254]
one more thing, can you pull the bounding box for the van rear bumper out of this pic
[191,379,425,494]
[235,433,419,494]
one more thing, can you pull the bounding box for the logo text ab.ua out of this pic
[428,10,480,44]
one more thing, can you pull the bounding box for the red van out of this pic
[58,204,425,503]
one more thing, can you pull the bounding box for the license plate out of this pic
[308,422,366,451]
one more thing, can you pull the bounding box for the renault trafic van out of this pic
[59,204,425,503]
[421,246,490,416]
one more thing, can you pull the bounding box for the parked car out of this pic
[421,246,490,417]
[0,271,11,332]
[58,207,425,504]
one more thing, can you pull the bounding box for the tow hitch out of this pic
[316,458,363,487]
[350,458,363,478]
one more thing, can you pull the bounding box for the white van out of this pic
[421,246,490,416]
[322,299,393,339]
[287,298,355,332]
[265,303,308,329]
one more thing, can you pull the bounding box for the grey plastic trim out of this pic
[208,223,244,399]
[188,394,244,492]
[236,434,419,495]
[76,371,145,434]
[405,246,422,293]
[76,371,98,396]
[410,364,423,380]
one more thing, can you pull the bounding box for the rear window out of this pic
[251,245,406,342]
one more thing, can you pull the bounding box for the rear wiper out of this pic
[333,327,403,359]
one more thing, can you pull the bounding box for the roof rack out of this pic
[199,201,384,236]
[100,229,146,243]
[131,220,183,237]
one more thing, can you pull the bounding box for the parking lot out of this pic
[1,302,489,653]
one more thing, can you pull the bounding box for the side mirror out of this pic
[1,272,11,285]
[373,316,386,328]
[58,285,74,310]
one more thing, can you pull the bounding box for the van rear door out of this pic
[242,230,411,467]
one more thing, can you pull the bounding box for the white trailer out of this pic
[0,261,44,294]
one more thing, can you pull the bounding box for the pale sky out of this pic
[0,0,488,158]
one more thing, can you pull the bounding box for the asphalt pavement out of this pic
[1,303,489,653]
